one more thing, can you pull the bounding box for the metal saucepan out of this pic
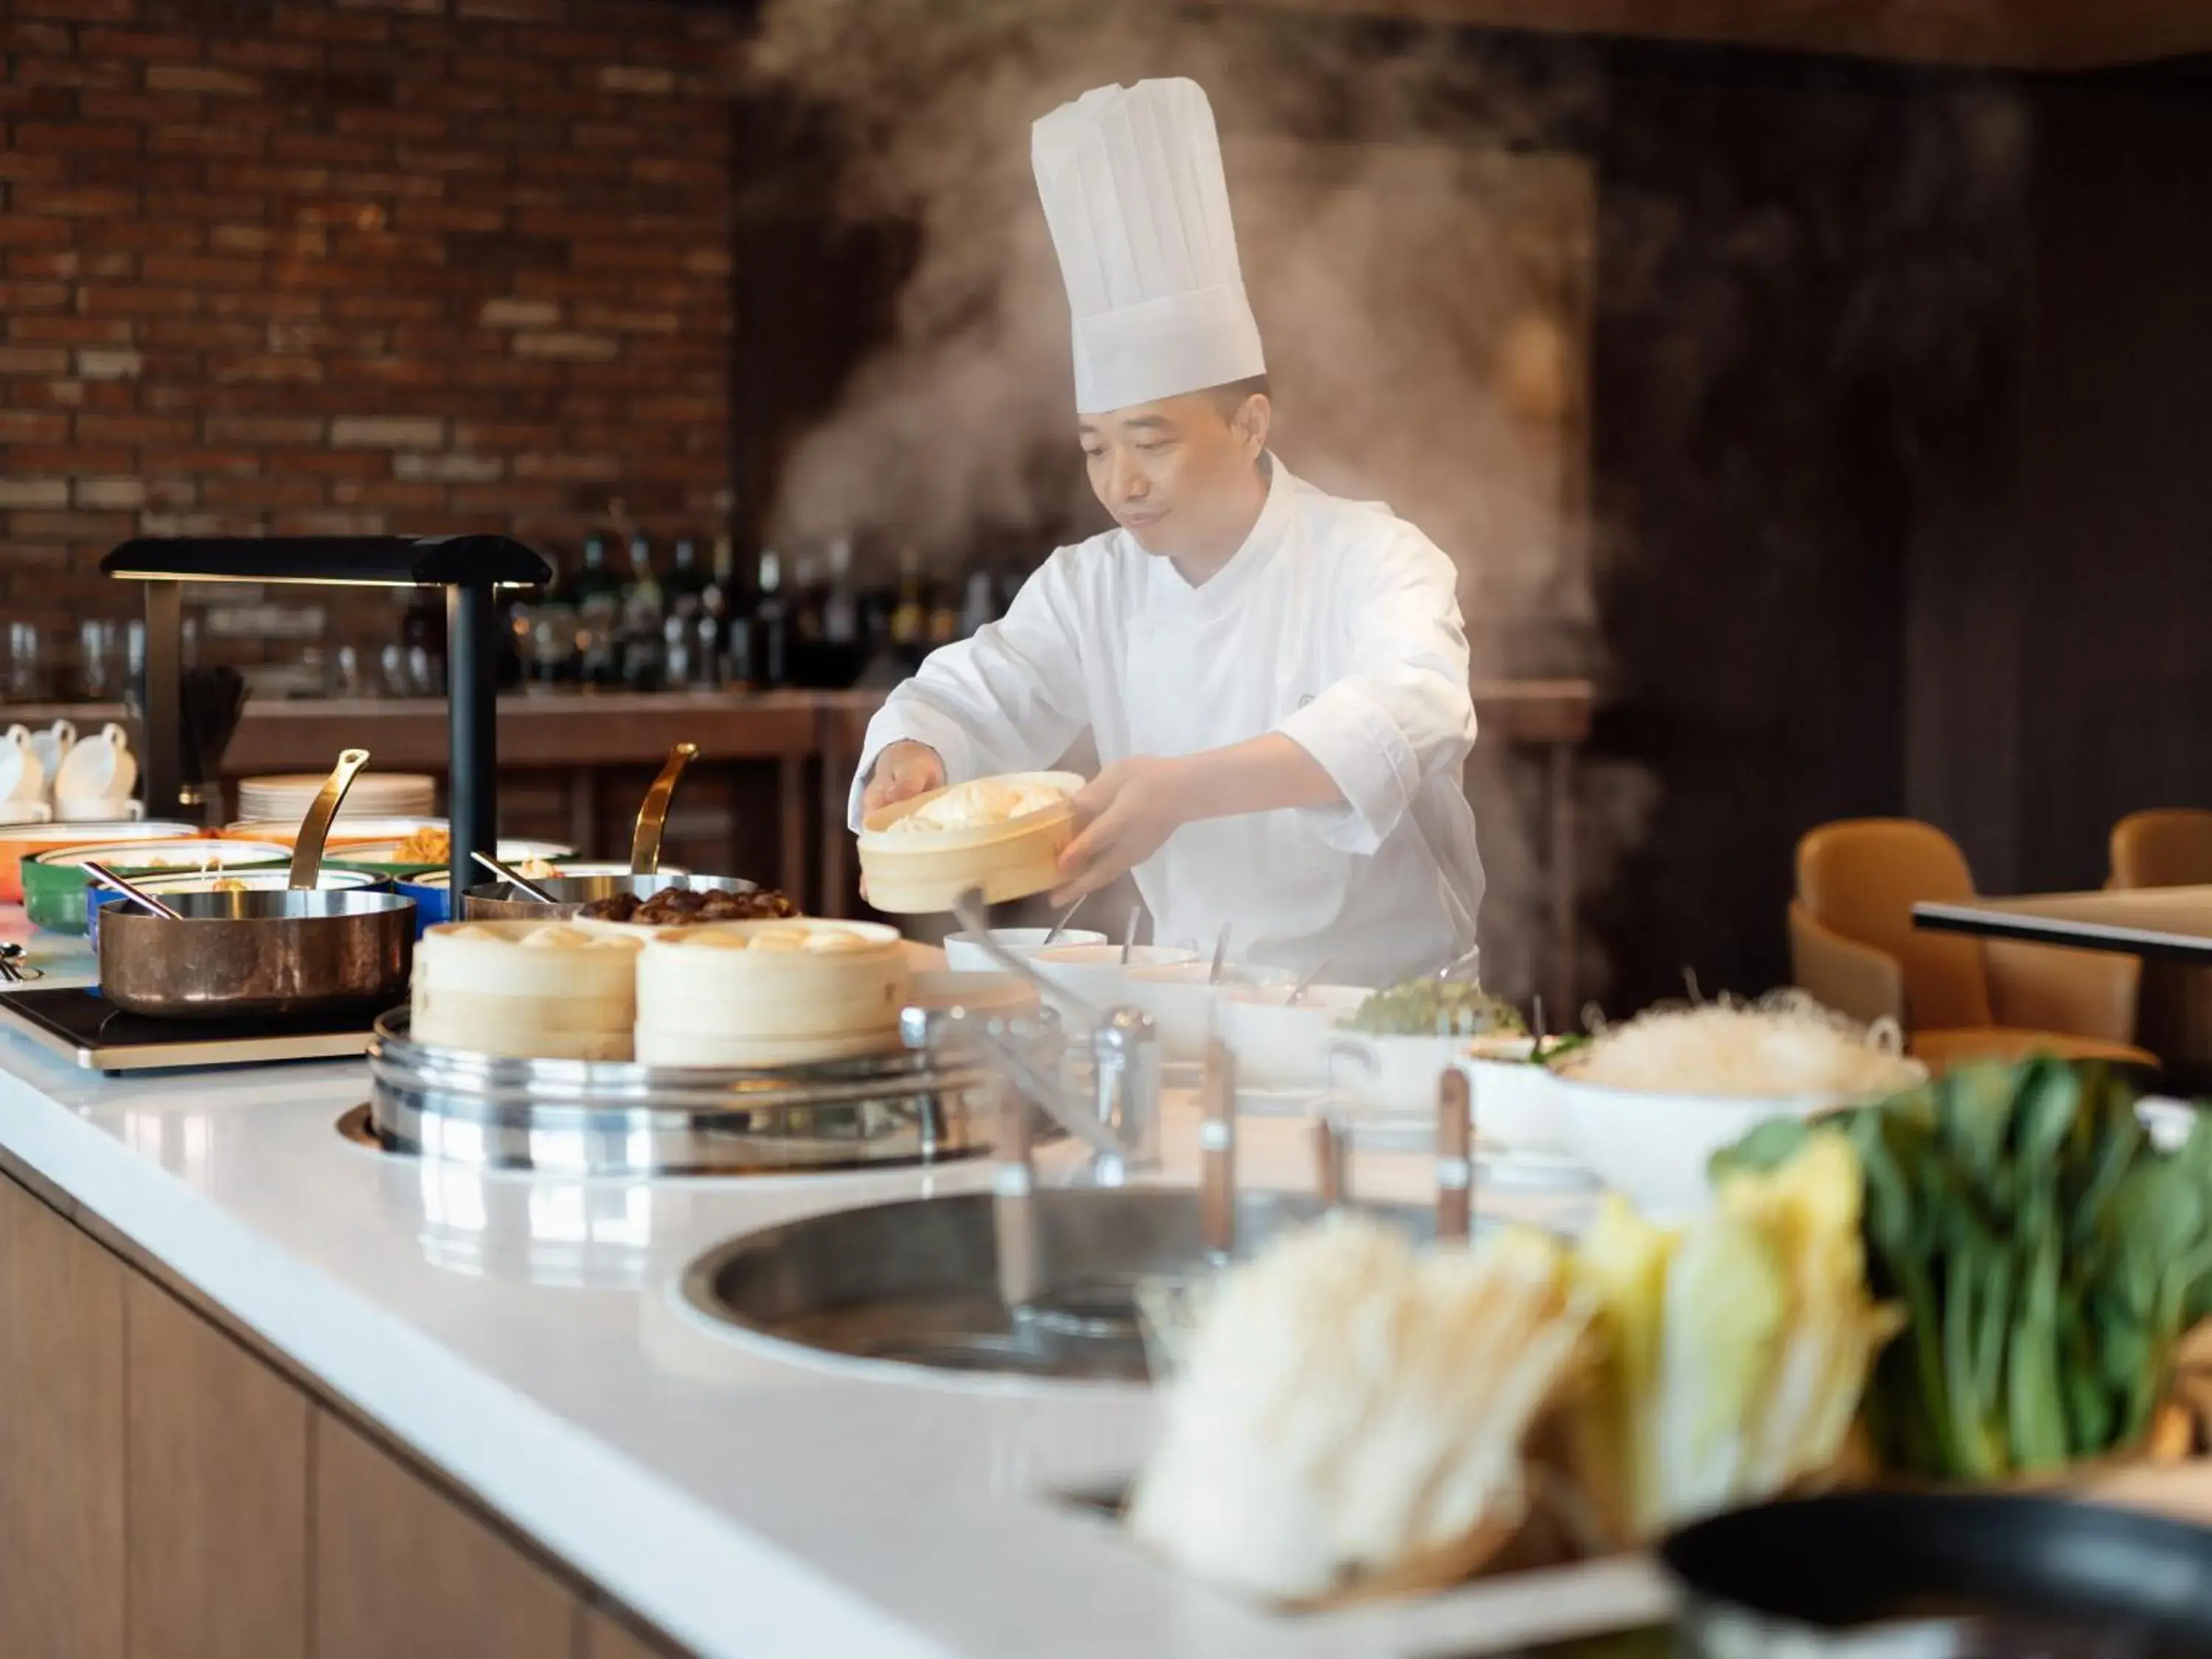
[460,870,764,922]
[462,741,774,919]
[95,748,415,1020]
[1663,1490,2212,1656]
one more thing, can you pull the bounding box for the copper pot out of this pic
[98,886,414,1020]
[91,746,413,1020]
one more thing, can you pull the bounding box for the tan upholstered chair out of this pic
[2112,810,2212,891]
[1790,818,2154,1074]
[2108,810,2212,1070]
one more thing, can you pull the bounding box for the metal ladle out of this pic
[81,860,187,921]
[471,849,558,905]
[1041,891,1088,947]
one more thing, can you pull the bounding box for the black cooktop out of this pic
[0,985,378,1073]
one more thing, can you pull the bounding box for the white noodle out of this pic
[1562,990,1917,1099]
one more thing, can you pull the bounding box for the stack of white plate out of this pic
[238,771,436,821]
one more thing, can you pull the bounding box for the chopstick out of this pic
[1043,892,1088,947]
[1287,959,1329,1007]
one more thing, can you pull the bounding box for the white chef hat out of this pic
[1032,77,1267,415]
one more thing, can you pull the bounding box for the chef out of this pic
[852,77,1484,990]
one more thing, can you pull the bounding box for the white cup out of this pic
[1032,943,1197,1026]
[0,724,46,812]
[1220,984,1371,1088]
[53,722,134,801]
[1126,961,1298,1064]
[1458,1038,1572,1155]
[27,719,76,795]
[57,796,144,824]
[1326,1031,1471,1119]
[942,927,1107,975]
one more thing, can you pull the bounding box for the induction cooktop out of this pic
[0,984,378,1073]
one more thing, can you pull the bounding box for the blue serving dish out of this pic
[394,870,451,935]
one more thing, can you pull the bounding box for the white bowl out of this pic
[1220,984,1371,1088]
[132,868,383,894]
[1324,1030,1475,1123]
[223,815,444,847]
[1032,943,1196,1025]
[1457,1040,1571,1155]
[335,835,574,868]
[1126,961,1298,1063]
[943,927,1107,975]
[1554,1068,1923,1221]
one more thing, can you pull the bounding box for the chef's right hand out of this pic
[863,741,945,815]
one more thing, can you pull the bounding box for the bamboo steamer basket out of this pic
[411,919,643,1061]
[856,771,1084,914]
[633,1026,907,1068]
[634,918,911,1067]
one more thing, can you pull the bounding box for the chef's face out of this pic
[1078,389,1270,559]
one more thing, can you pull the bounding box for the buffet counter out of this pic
[0,906,1657,1659]
[7,678,1595,1001]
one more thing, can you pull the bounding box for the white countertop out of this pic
[0,914,1669,1659]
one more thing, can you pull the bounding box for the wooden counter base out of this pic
[0,1162,686,1659]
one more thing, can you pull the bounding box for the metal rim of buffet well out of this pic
[365,1009,1010,1177]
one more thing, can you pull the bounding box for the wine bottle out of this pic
[754,549,788,689]
[667,536,708,621]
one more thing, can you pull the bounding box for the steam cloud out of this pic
[745,0,1644,1003]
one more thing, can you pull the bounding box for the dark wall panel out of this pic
[1585,59,1932,1007]
[2011,81,2212,891]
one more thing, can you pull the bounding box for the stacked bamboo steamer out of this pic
[635,918,910,1066]
[407,917,916,1070]
[637,925,911,1066]
[411,921,644,1060]
[856,771,1084,914]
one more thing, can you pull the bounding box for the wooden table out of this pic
[1914,887,2212,965]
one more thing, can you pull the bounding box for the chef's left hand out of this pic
[1052,757,1191,905]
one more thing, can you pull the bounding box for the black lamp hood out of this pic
[101,534,551,588]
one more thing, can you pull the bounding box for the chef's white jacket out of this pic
[847,459,1484,989]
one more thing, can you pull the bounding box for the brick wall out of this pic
[0,0,735,650]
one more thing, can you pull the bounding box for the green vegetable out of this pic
[1711,1057,2212,1480]
[1341,979,1526,1038]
